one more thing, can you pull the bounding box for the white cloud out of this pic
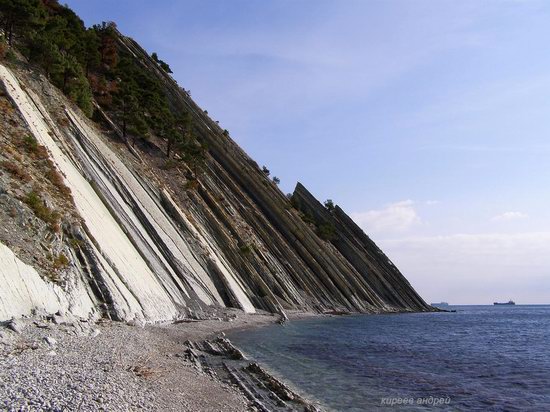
[491,211,528,221]
[352,200,420,234]
[379,232,550,304]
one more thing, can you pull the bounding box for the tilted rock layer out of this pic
[0,32,431,322]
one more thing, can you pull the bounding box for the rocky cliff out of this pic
[0,29,432,323]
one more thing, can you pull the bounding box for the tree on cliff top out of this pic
[94,22,118,70]
[83,29,101,76]
[0,0,203,163]
[324,199,335,212]
[0,0,44,45]
[151,52,173,74]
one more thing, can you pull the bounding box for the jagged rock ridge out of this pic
[0,29,431,323]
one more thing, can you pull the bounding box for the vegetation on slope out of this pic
[0,88,78,281]
[0,0,206,170]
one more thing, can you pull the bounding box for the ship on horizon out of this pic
[493,300,515,305]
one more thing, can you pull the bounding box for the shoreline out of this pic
[0,309,325,411]
[0,308,440,410]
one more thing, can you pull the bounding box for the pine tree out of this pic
[0,0,44,46]
[29,38,63,79]
[127,109,148,146]
[151,51,172,73]
[168,112,192,158]
[64,56,93,116]
[83,29,100,76]
[114,80,136,138]
[114,80,148,144]
[165,125,179,158]
[95,22,118,70]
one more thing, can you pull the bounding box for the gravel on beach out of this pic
[0,310,281,411]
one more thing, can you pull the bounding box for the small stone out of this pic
[52,312,76,326]
[33,321,50,329]
[6,319,25,334]
[44,336,57,346]
[0,330,12,345]
[90,329,100,338]
[127,318,145,328]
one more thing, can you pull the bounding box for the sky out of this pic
[65,0,550,304]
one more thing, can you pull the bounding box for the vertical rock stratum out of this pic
[0,26,432,323]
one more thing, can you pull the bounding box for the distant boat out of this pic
[494,300,515,305]
[431,302,449,306]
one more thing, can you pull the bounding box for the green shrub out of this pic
[23,134,39,152]
[239,244,253,255]
[23,190,60,231]
[151,52,172,73]
[317,222,336,241]
[22,135,48,159]
[5,48,16,62]
[69,238,84,249]
[53,253,69,269]
[299,211,315,225]
[324,199,335,212]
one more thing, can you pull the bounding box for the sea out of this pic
[228,305,550,411]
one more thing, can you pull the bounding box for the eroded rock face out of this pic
[291,183,430,312]
[0,33,431,323]
[0,242,94,321]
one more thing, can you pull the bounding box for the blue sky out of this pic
[65,0,550,304]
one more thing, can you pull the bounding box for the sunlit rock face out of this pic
[0,241,95,321]
[0,34,431,323]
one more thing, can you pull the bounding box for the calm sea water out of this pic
[229,305,550,411]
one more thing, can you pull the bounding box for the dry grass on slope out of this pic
[0,85,78,282]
